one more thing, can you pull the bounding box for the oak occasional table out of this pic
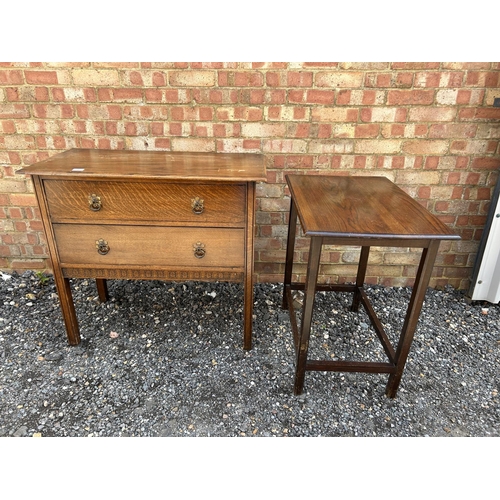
[282,174,460,398]
[19,149,266,350]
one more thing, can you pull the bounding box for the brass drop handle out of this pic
[191,197,204,215]
[193,242,206,259]
[96,239,110,255]
[88,194,102,211]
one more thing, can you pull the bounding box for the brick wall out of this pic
[1,62,499,290]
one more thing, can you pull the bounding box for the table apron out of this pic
[320,236,439,248]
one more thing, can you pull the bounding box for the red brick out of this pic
[458,108,475,120]
[51,88,65,101]
[113,88,143,101]
[287,72,313,87]
[151,72,166,86]
[288,90,305,103]
[125,123,137,135]
[305,90,335,104]
[317,124,332,138]
[424,156,439,170]
[35,87,49,101]
[154,138,171,149]
[355,124,379,138]
[0,70,24,84]
[418,186,431,198]
[289,123,311,138]
[2,120,16,134]
[477,187,491,200]
[128,71,144,85]
[351,156,365,169]
[387,90,435,105]
[25,71,58,84]
[231,71,264,87]
[265,72,281,87]
[9,193,37,206]
[105,122,117,135]
[472,108,500,120]
[395,73,414,87]
[464,172,480,184]
[243,139,260,149]
[365,73,391,87]
[337,90,351,105]
[362,90,378,105]
[151,122,164,135]
[145,89,163,102]
[466,71,499,87]
[97,88,112,101]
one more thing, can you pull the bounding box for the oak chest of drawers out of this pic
[19,149,266,349]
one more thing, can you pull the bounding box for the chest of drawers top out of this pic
[19,148,267,182]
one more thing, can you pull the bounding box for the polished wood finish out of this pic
[19,148,266,181]
[288,174,456,239]
[44,180,246,225]
[19,149,266,350]
[53,224,245,267]
[283,174,460,398]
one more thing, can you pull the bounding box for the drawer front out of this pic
[44,180,246,225]
[53,224,245,268]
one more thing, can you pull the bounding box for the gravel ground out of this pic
[0,270,499,439]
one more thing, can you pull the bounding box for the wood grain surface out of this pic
[53,224,245,268]
[286,174,460,239]
[44,180,246,225]
[19,149,267,182]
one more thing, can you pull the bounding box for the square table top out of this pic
[286,174,460,241]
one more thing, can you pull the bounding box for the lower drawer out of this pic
[53,224,245,268]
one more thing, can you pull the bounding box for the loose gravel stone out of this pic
[0,271,498,437]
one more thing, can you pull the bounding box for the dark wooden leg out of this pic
[243,182,256,350]
[31,176,80,345]
[243,275,254,350]
[283,198,298,310]
[294,236,322,395]
[53,270,81,345]
[96,279,109,302]
[351,246,370,312]
[385,240,440,398]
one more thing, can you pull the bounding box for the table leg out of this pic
[351,246,370,312]
[283,198,298,310]
[96,279,109,302]
[243,181,256,351]
[385,240,440,398]
[243,277,253,351]
[294,236,323,395]
[53,270,81,345]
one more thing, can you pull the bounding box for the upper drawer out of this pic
[43,180,246,225]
